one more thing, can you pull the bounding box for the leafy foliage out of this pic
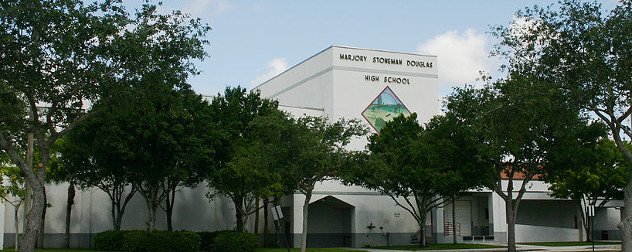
[0,1,130,250]
[0,0,210,249]
[214,231,258,252]
[196,231,228,251]
[122,230,201,252]
[207,86,279,232]
[487,0,632,249]
[547,135,627,203]
[93,230,129,251]
[0,161,25,204]
[445,75,598,251]
[346,113,483,247]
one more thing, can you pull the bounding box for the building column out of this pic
[489,192,507,243]
[433,205,446,243]
[292,194,304,248]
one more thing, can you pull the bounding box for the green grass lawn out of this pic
[365,243,506,250]
[1,249,103,252]
[521,241,621,246]
[255,249,366,252]
[0,249,364,252]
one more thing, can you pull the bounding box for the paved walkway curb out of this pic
[351,243,621,252]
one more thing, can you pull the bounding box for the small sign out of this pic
[588,205,595,217]
[272,205,283,220]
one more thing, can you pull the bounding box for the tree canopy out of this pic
[489,0,632,249]
[0,0,209,248]
[206,86,279,232]
[346,113,483,247]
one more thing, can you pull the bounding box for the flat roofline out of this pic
[252,45,437,90]
[333,45,437,58]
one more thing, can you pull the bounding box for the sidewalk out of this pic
[356,243,621,252]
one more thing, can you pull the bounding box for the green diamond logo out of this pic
[362,86,411,133]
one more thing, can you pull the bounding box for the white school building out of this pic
[253,45,623,247]
[0,46,623,249]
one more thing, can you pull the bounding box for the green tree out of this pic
[0,0,208,249]
[423,113,487,244]
[57,109,139,232]
[346,113,482,247]
[288,116,368,252]
[48,139,77,248]
[0,154,25,251]
[0,1,127,251]
[490,1,632,249]
[446,76,595,251]
[161,90,219,231]
[547,136,629,241]
[207,86,279,232]
[113,86,214,231]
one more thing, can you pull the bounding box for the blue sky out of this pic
[144,0,617,96]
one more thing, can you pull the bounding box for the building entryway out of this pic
[307,196,354,248]
[444,200,472,237]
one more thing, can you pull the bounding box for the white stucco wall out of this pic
[3,183,245,248]
[515,224,580,242]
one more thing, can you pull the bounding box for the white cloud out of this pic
[250,58,289,87]
[183,0,233,16]
[417,29,492,90]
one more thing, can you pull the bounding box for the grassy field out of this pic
[365,243,506,250]
[0,249,365,252]
[1,250,101,252]
[521,241,621,246]
[255,249,366,252]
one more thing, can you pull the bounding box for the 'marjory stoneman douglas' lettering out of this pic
[339,53,433,69]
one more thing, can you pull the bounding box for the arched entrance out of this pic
[307,196,354,247]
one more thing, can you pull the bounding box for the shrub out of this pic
[214,231,257,252]
[197,231,223,250]
[93,230,126,251]
[123,230,201,252]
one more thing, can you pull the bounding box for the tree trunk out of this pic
[255,198,260,236]
[452,197,457,244]
[263,198,270,247]
[418,211,427,247]
[166,204,173,231]
[301,192,312,252]
[506,200,516,252]
[111,200,119,231]
[165,187,176,231]
[14,202,20,252]
[37,188,48,248]
[20,178,45,252]
[111,186,135,231]
[613,129,632,252]
[147,201,157,231]
[234,195,245,232]
[620,181,632,252]
[144,188,159,231]
[65,182,75,248]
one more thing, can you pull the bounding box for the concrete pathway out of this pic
[354,243,621,252]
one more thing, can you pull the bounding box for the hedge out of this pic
[93,230,128,251]
[122,230,201,252]
[94,230,201,252]
[214,231,257,252]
